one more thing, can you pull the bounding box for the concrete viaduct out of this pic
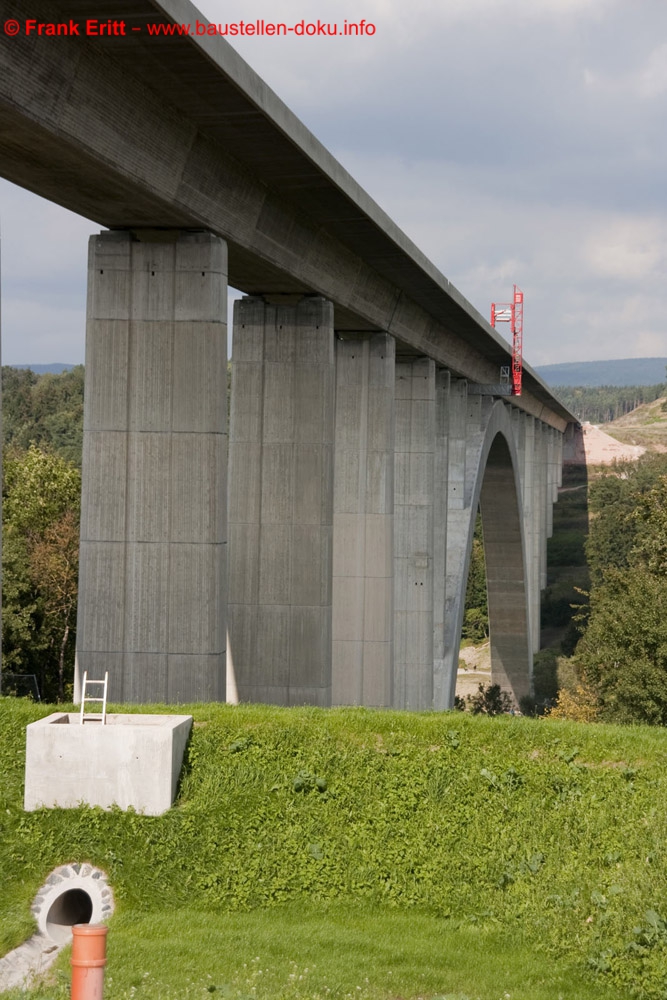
[0,0,574,710]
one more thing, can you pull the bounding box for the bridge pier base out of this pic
[76,230,228,703]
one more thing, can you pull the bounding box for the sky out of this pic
[2,0,667,366]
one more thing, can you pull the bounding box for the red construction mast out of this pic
[490,285,523,396]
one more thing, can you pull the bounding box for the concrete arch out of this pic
[441,400,532,709]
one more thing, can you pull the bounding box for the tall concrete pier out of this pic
[227,297,335,706]
[332,335,396,708]
[0,0,573,709]
[76,230,228,703]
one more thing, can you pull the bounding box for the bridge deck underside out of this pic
[0,0,573,427]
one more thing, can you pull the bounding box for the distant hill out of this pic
[10,363,77,374]
[536,357,667,387]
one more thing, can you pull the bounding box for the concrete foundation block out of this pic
[24,713,193,816]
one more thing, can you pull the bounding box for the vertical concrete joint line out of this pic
[165,241,176,702]
[122,234,134,701]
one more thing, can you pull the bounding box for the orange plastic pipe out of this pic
[71,924,108,1000]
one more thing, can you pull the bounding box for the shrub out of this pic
[468,683,513,715]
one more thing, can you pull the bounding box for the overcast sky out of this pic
[2,0,667,366]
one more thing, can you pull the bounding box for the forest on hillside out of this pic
[2,366,667,723]
[2,367,84,700]
[554,382,666,424]
[3,365,84,467]
[559,453,667,724]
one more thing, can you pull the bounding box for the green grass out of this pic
[3,904,631,1000]
[3,698,667,997]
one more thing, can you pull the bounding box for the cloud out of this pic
[583,217,666,281]
[585,40,667,103]
[332,149,667,365]
[3,297,87,365]
[0,181,96,364]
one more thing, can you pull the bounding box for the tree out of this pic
[570,457,667,725]
[575,568,667,725]
[468,683,513,716]
[585,455,667,586]
[462,513,488,641]
[29,510,79,701]
[553,383,666,424]
[632,475,667,576]
[2,366,84,466]
[2,446,81,701]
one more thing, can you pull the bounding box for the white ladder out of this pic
[79,671,109,724]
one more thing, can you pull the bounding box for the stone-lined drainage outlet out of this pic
[0,864,114,993]
[33,863,114,944]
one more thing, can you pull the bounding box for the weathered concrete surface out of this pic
[0,0,571,431]
[432,370,451,707]
[227,297,335,706]
[479,434,531,703]
[437,379,473,705]
[393,359,436,710]
[0,935,60,993]
[225,313,559,710]
[332,335,395,707]
[76,230,227,703]
[24,713,192,815]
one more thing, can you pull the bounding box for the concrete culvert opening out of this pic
[33,864,114,944]
[46,888,94,944]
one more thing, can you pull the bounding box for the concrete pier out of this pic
[227,297,335,706]
[393,359,436,710]
[432,370,450,708]
[332,335,395,707]
[439,378,472,708]
[76,230,228,703]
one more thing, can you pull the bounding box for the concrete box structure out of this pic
[24,713,193,816]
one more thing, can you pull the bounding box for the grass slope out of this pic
[603,396,667,451]
[3,699,667,998]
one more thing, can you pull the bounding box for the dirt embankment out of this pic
[603,396,667,453]
[456,642,491,698]
[563,422,645,465]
